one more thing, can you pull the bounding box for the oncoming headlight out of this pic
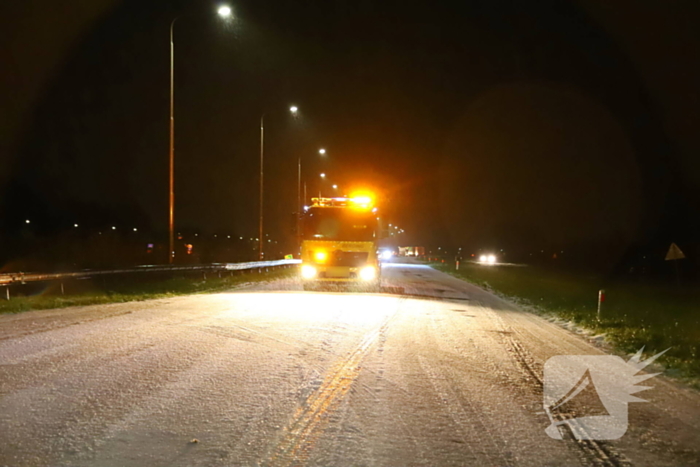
[479,254,497,264]
[359,266,376,281]
[301,264,317,279]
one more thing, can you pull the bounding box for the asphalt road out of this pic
[1,262,699,466]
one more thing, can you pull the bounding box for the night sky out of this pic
[2,0,699,270]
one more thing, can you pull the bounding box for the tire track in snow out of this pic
[264,309,397,467]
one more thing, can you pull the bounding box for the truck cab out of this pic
[299,196,380,290]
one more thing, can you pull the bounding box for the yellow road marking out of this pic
[266,316,393,467]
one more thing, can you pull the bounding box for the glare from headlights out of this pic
[479,254,497,264]
[301,264,317,279]
[380,250,393,260]
[359,266,376,281]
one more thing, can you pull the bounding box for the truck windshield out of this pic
[303,208,377,241]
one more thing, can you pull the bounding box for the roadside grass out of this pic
[431,261,700,384]
[0,267,296,315]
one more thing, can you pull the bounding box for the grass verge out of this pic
[0,267,296,315]
[431,261,700,385]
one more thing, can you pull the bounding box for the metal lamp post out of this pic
[168,6,232,264]
[259,106,298,260]
[296,148,326,247]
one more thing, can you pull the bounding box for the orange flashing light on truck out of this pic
[299,195,381,290]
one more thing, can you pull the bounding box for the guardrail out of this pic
[0,259,301,299]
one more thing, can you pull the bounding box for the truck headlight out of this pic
[301,264,317,279]
[359,266,376,281]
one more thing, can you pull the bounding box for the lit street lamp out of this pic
[259,105,298,260]
[168,6,232,264]
[318,173,328,198]
[297,147,326,249]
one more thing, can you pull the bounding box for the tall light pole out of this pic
[168,6,232,264]
[169,18,176,263]
[259,105,298,260]
[319,173,326,198]
[297,148,326,248]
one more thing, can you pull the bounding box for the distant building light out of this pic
[25,219,30,224]
[112,226,116,230]
[74,224,79,228]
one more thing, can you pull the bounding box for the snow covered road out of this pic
[1,262,699,466]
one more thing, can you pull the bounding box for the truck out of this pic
[299,196,381,290]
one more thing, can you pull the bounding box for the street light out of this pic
[320,173,326,178]
[168,6,232,264]
[297,146,326,250]
[259,105,298,260]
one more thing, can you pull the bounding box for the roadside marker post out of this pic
[665,242,685,286]
[597,289,605,321]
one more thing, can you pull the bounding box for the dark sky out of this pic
[2,0,699,267]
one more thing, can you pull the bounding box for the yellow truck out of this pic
[299,196,381,290]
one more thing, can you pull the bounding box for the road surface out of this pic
[1,261,699,466]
